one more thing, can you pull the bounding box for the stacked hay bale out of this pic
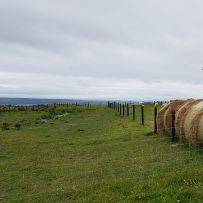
[157,100,186,135]
[182,100,203,144]
[163,100,186,135]
[157,99,203,145]
[156,102,170,134]
[175,99,201,140]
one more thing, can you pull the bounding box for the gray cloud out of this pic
[1,0,203,100]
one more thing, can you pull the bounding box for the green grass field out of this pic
[1,105,203,202]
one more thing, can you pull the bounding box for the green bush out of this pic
[41,114,52,119]
[15,123,21,130]
[2,122,9,130]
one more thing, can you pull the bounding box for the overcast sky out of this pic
[1,0,203,100]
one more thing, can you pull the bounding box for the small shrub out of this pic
[41,114,51,119]
[35,120,40,124]
[15,123,21,130]
[2,122,9,130]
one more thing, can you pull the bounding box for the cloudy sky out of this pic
[1,0,203,100]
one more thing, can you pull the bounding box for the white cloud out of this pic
[0,0,203,100]
[0,71,203,100]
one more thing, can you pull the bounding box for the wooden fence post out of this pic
[127,104,129,116]
[122,104,125,116]
[141,105,144,125]
[120,104,122,115]
[154,105,157,133]
[172,110,176,142]
[133,104,135,120]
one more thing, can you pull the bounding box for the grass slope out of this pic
[1,105,203,202]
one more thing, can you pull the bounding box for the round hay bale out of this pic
[188,110,203,144]
[163,100,186,136]
[196,113,203,145]
[175,99,198,139]
[183,100,203,143]
[157,103,170,134]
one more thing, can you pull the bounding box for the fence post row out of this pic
[108,102,146,125]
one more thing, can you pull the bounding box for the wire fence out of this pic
[108,102,201,141]
[107,101,203,152]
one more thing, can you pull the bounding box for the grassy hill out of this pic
[1,105,203,202]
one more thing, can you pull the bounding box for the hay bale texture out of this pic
[188,110,203,144]
[175,99,201,139]
[175,99,198,139]
[162,100,186,135]
[157,99,203,145]
[157,103,170,134]
[184,100,203,143]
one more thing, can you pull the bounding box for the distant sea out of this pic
[0,97,158,106]
[0,98,108,105]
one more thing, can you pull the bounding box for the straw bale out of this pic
[175,99,198,139]
[157,103,170,134]
[184,100,203,140]
[187,110,203,144]
[163,100,186,135]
